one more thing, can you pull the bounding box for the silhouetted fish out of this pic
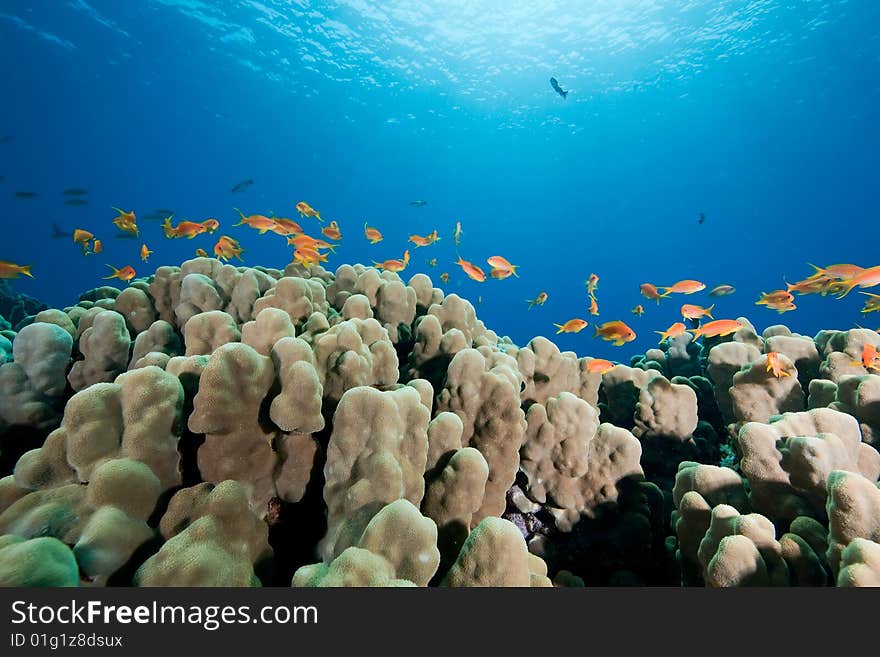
[14,191,39,199]
[409,200,427,207]
[114,232,138,240]
[64,198,88,206]
[698,212,706,225]
[63,188,89,196]
[155,209,174,216]
[0,136,12,144]
[51,223,72,239]
[231,179,254,193]
[550,77,568,99]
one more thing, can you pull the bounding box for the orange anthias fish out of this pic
[294,247,328,268]
[594,320,636,346]
[587,295,599,316]
[526,292,548,309]
[453,221,463,246]
[0,261,33,279]
[195,248,208,258]
[661,280,705,295]
[766,351,790,378]
[440,272,450,284]
[200,218,220,233]
[585,273,599,296]
[709,284,736,297]
[296,201,323,222]
[586,358,615,375]
[787,277,834,296]
[490,268,516,280]
[73,228,95,254]
[140,244,153,262]
[640,283,667,304]
[163,216,213,239]
[681,303,714,320]
[860,292,880,315]
[835,265,880,298]
[112,207,139,236]
[233,208,276,234]
[104,264,136,283]
[287,234,337,253]
[631,305,645,316]
[321,221,342,241]
[364,223,383,244]
[554,318,589,334]
[214,236,244,262]
[269,218,304,237]
[455,256,486,282]
[690,319,744,340]
[656,322,687,343]
[487,256,519,277]
[427,258,437,268]
[756,289,796,313]
[93,239,103,255]
[808,262,864,280]
[409,230,441,247]
[374,250,410,273]
[852,343,880,370]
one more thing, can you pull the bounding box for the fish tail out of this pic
[554,324,564,334]
[526,300,535,309]
[102,264,119,279]
[655,331,667,344]
[706,304,715,319]
[111,206,124,215]
[691,328,704,340]
[593,326,601,338]
[20,265,33,278]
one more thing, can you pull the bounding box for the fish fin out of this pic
[706,304,714,319]
[553,324,565,334]
[21,265,33,278]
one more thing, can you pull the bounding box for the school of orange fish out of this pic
[2,203,880,377]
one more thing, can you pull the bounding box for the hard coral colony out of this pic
[1,250,880,588]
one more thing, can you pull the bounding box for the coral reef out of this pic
[1,256,879,587]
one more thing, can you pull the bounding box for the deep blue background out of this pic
[1,1,878,359]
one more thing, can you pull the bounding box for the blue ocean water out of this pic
[1,0,878,360]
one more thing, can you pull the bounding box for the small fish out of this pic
[440,272,450,284]
[409,230,441,247]
[594,320,637,346]
[708,284,736,297]
[0,136,13,143]
[690,319,744,340]
[860,292,880,315]
[155,209,175,216]
[104,264,136,283]
[851,343,880,370]
[766,352,790,378]
[549,77,568,99]
[640,283,667,303]
[214,235,244,262]
[52,223,73,239]
[698,212,706,225]
[93,239,103,254]
[756,290,794,305]
[681,303,714,320]
[268,218,303,237]
[73,228,95,253]
[195,248,208,257]
[321,220,342,241]
[112,207,139,236]
[63,188,89,196]
[427,258,438,268]
[554,318,588,334]
[661,279,705,295]
[231,178,254,193]
[486,256,519,277]
[364,223,383,244]
[631,304,645,316]
[490,268,515,280]
[526,292,548,309]
[585,273,599,296]
[656,322,687,343]
[453,221,463,246]
[477,295,483,306]
[233,208,276,234]
[409,200,428,207]
[586,358,615,375]
[588,295,599,316]
[373,250,410,273]
[64,198,89,207]
[0,260,33,279]
[834,265,880,298]
[294,247,328,268]
[287,235,336,252]
[296,201,323,222]
[455,256,486,282]
[14,191,39,199]
[141,244,153,262]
